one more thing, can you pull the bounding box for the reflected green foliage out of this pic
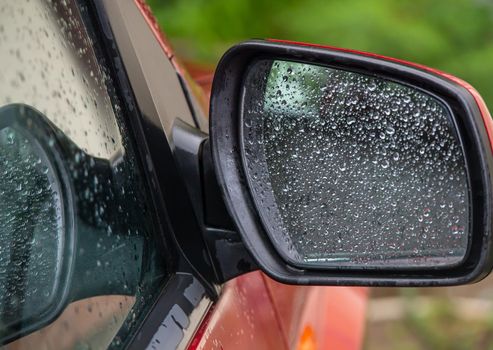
[148,0,493,110]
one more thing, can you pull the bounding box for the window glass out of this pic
[0,0,168,348]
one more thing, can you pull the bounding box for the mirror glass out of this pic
[0,116,66,331]
[242,59,470,268]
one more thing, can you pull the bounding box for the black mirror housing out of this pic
[209,39,493,286]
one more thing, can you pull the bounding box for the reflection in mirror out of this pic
[242,59,470,268]
[0,122,65,331]
[0,104,151,346]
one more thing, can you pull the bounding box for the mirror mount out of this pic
[172,120,258,284]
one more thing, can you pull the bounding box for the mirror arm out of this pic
[172,121,258,283]
[201,139,258,282]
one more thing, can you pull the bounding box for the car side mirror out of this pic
[209,40,493,286]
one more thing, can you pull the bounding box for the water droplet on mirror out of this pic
[241,59,469,268]
[386,126,395,135]
[347,117,356,125]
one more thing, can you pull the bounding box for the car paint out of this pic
[132,2,370,349]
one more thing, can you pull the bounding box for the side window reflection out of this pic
[0,0,168,348]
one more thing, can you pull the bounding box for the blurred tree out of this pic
[148,0,493,108]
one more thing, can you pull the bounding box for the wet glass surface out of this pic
[0,0,168,348]
[242,59,470,268]
[0,124,64,327]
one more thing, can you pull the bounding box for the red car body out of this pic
[190,273,368,350]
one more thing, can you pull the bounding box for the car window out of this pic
[0,0,169,348]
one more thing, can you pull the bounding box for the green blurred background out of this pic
[148,0,493,110]
[148,0,493,348]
